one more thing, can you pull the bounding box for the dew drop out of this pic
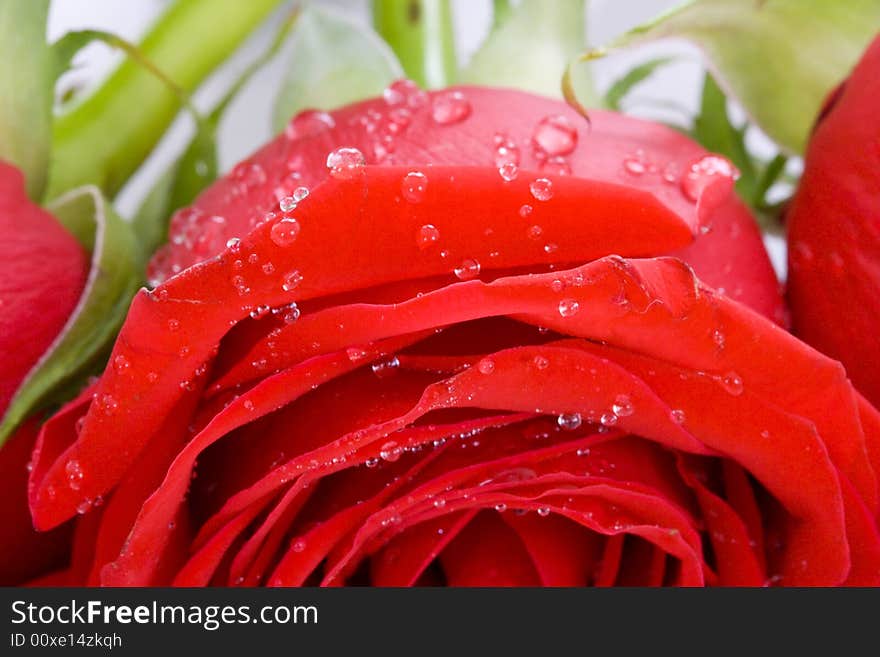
[326,147,366,180]
[477,358,495,374]
[113,354,130,374]
[65,459,83,490]
[167,318,180,332]
[379,440,402,462]
[612,394,634,418]
[557,298,580,317]
[292,538,306,553]
[285,109,335,140]
[280,302,301,324]
[270,217,300,247]
[282,269,303,291]
[346,346,369,362]
[101,394,118,415]
[498,162,519,182]
[557,412,582,431]
[680,155,739,202]
[529,177,554,201]
[670,409,686,425]
[532,115,578,156]
[371,355,401,378]
[401,171,428,202]
[519,204,533,218]
[623,156,646,176]
[434,498,447,509]
[431,90,471,125]
[454,258,481,280]
[279,196,297,212]
[249,304,270,320]
[533,355,549,370]
[600,412,618,427]
[494,503,508,512]
[416,224,440,250]
[537,506,552,517]
[719,371,744,396]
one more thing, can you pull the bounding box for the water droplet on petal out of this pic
[680,155,739,202]
[557,412,582,431]
[326,147,366,180]
[65,459,83,490]
[670,409,686,425]
[532,115,578,156]
[292,538,306,553]
[371,355,400,378]
[282,270,303,291]
[280,302,300,324]
[719,371,744,396]
[623,156,646,176]
[537,506,551,517]
[454,258,481,280]
[600,412,618,427]
[558,298,580,317]
[434,498,447,508]
[270,217,300,247]
[431,90,471,124]
[533,355,549,370]
[285,110,335,140]
[113,355,130,374]
[529,178,554,201]
[519,204,533,218]
[477,358,495,374]
[401,171,428,202]
[612,394,634,418]
[416,224,440,250]
[498,162,519,181]
[380,440,402,462]
[494,503,508,512]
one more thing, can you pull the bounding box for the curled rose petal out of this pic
[25,84,878,587]
[787,35,880,407]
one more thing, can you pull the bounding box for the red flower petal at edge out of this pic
[27,85,880,586]
[0,161,89,416]
[787,35,880,407]
[0,161,88,585]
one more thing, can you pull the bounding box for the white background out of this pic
[47,0,786,274]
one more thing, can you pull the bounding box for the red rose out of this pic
[26,86,880,586]
[0,161,88,585]
[787,34,880,408]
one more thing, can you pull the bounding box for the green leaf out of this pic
[692,73,758,201]
[371,0,457,89]
[604,0,880,154]
[273,6,404,132]
[461,0,597,105]
[0,0,52,201]
[604,56,675,111]
[0,187,143,444]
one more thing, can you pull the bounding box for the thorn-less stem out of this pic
[371,0,457,89]
[46,0,284,201]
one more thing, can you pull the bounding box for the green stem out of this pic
[371,0,457,88]
[46,0,284,201]
[492,0,513,30]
